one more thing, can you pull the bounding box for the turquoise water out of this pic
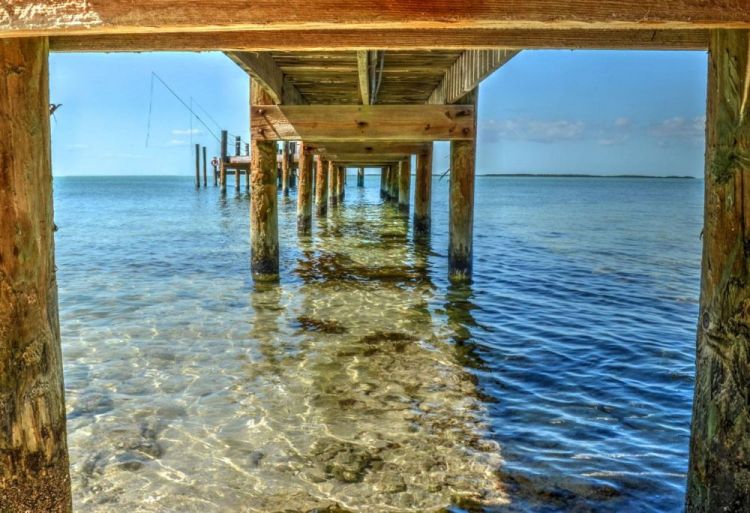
[54,175,702,512]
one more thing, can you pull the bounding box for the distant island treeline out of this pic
[458,173,696,179]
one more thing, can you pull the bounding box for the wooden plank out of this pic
[251,104,475,142]
[323,152,413,161]
[50,28,711,52]
[4,2,750,37]
[356,51,370,105]
[226,51,304,105]
[428,49,518,104]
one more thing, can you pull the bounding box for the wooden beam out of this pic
[226,51,305,105]
[324,152,412,161]
[356,51,370,105]
[428,49,518,104]
[50,28,711,52]
[251,104,475,142]
[307,142,430,155]
[4,2,750,38]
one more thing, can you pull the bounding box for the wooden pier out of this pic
[1,3,750,512]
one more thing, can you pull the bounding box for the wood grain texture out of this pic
[398,158,411,212]
[226,52,305,105]
[3,1,748,37]
[356,51,370,105]
[428,49,518,104]
[388,161,399,202]
[327,160,338,206]
[251,104,475,142]
[314,156,328,216]
[686,29,750,513]
[50,28,711,52]
[414,144,433,236]
[0,37,72,513]
[296,144,314,234]
[449,89,477,283]
[249,80,279,281]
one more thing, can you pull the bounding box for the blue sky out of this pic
[49,50,707,177]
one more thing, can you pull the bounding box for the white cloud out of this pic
[650,116,705,139]
[63,143,89,150]
[614,117,631,128]
[171,128,202,136]
[166,139,189,146]
[482,118,586,143]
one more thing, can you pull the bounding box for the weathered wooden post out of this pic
[220,130,228,193]
[213,161,218,186]
[398,158,411,213]
[315,156,328,216]
[380,167,387,198]
[338,166,346,201]
[414,144,433,237]
[250,79,279,281]
[202,146,207,187]
[686,29,750,512]
[449,88,478,283]
[328,160,338,206]
[235,135,241,156]
[281,142,290,196]
[357,167,365,187]
[0,37,72,513]
[194,143,200,188]
[297,144,314,234]
[389,163,399,202]
[245,143,250,156]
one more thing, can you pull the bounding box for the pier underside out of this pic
[1,2,750,512]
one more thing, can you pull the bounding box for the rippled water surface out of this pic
[54,175,702,512]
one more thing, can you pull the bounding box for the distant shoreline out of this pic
[476,173,695,179]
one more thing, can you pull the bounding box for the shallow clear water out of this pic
[54,175,702,512]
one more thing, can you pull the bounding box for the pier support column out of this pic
[194,143,201,188]
[202,146,207,187]
[398,158,411,213]
[220,130,228,193]
[0,37,72,513]
[380,167,387,198]
[297,144,314,234]
[315,156,328,217]
[249,80,279,281]
[687,29,750,512]
[358,167,365,187]
[281,142,290,197]
[338,166,346,201]
[389,163,399,203]
[328,161,338,206]
[414,144,433,237]
[449,88,477,283]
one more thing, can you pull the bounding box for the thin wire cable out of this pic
[150,71,221,143]
[145,73,155,147]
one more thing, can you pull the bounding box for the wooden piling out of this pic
[213,162,218,186]
[686,29,750,512]
[398,158,411,213]
[235,135,241,156]
[0,37,72,513]
[357,167,365,187]
[414,144,433,237]
[202,146,207,187]
[380,167,387,197]
[194,143,200,188]
[281,141,290,196]
[235,167,241,192]
[315,156,328,216]
[297,143,314,234]
[249,79,279,281]
[388,162,399,202]
[338,166,346,201]
[449,88,478,283]
[220,130,228,192]
[328,160,338,206]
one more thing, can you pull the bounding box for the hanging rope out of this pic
[145,73,155,146]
